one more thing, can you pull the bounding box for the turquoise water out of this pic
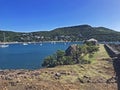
[0,42,82,69]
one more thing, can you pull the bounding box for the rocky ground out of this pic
[0,45,118,90]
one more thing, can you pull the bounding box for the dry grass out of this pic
[83,44,110,63]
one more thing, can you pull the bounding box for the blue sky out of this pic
[0,0,120,32]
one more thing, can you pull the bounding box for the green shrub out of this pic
[42,44,99,67]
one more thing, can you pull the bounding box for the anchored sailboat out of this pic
[0,33,9,48]
[22,42,28,45]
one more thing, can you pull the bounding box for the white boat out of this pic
[51,41,56,44]
[0,44,9,48]
[23,43,28,45]
[0,33,9,48]
[64,42,66,45]
[40,43,42,46]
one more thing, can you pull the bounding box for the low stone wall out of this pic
[104,44,120,58]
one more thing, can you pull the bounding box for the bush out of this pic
[42,44,99,67]
[42,55,57,67]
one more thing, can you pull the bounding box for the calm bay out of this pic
[0,42,82,69]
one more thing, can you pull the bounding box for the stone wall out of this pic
[104,44,120,58]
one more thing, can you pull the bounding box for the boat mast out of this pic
[3,32,5,42]
[3,32,6,44]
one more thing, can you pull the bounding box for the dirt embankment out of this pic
[0,59,117,90]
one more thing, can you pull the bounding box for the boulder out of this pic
[65,44,78,56]
[54,73,61,79]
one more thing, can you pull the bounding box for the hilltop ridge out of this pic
[0,25,120,42]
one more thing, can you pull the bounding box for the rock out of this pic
[25,85,36,90]
[106,76,117,83]
[45,71,48,74]
[9,81,17,86]
[54,73,61,79]
[55,73,61,77]
[65,44,78,56]
[78,76,92,83]
[97,78,106,83]
[51,71,54,74]
[0,71,8,75]
[0,71,5,75]
[83,75,89,79]
[78,78,84,83]
[59,70,68,75]
[17,71,25,75]
[83,76,92,83]
[91,78,106,83]
[4,76,13,80]
[31,72,40,76]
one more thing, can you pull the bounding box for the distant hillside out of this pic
[0,25,120,42]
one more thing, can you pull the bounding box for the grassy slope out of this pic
[40,44,112,82]
[36,44,116,90]
[83,44,110,63]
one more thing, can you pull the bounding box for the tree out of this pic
[63,56,74,65]
[56,50,65,65]
[42,44,99,67]
[87,46,99,54]
[42,55,57,67]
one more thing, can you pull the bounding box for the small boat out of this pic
[64,43,66,45]
[40,43,42,46]
[0,33,9,48]
[52,41,56,44]
[23,43,28,45]
[0,44,9,48]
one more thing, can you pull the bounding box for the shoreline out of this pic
[0,41,83,44]
[0,41,120,45]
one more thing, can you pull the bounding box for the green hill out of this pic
[0,25,120,42]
